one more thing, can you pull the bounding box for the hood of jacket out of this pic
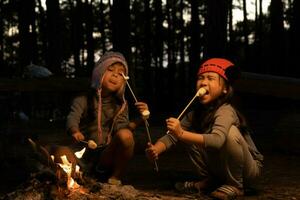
[91,51,128,100]
[90,51,129,145]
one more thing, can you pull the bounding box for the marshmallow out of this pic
[196,87,207,97]
[142,110,150,119]
[87,140,97,149]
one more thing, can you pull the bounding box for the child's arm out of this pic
[145,141,167,162]
[128,101,150,131]
[69,127,85,142]
[134,101,149,115]
[72,131,85,142]
[166,117,205,145]
[66,96,87,142]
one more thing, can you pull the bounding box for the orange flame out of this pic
[52,147,86,190]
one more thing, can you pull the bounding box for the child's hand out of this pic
[135,102,150,119]
[145,142,159,162]
[72,131,85,142]
[166,117,183,138]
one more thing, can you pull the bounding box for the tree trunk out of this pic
[254,0,263,73]
[111,0,132,100]
[111,0,131,58]
[270,0,285,76]
[85,2,94,76]
[36,0,48,68]
[228,0,234,57]
[68,0,83,77]
[46,0,63,76]
[242,0,250,70]
[290,0,300,77]
[99,0,106,53]
[166,0,176,110]
[17,0,37,77]
[189,0,201,91]
[153,0,164,112]
[143,0,153,103]
[0,0,4,76]
[204,0,228,58]
[178,0,187,97]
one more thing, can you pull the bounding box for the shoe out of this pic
[175,181,198,194]
[175,178,210,194]
[210,185,244,200]
[108,178,122,186]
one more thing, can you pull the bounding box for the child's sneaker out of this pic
[175,178,210,194]
[175,181,198,194]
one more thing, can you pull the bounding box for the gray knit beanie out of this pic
[91,51,128,89]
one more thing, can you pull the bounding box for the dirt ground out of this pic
[1,94,300,199]
[124,151,300,200]
[124,125,300,200]
[1,121,300,200]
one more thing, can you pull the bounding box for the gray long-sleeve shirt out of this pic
[66,95,129,145]
[159,104,239,149]
[159,103,263,162]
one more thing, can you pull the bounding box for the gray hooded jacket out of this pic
[66,51,129,145]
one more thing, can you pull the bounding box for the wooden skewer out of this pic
[166,87,206,134]
[122,73,159,172]
[80,140,98,149]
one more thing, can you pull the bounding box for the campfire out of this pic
[0,138,200,200]
[52,147,85,192]
[26,138,89,196]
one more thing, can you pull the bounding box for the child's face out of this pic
[101,62,126,95]
[196,72,227,105]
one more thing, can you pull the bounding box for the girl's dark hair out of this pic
[192,82,247,132]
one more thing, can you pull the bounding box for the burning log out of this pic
[27,138,87,197]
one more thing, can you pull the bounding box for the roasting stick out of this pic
[166,87,207,135]
[80,140,98,149]
[121,73,159,172]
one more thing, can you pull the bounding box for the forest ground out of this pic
[1,122,300,200]
[1,93,300,199]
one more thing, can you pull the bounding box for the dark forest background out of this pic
[1,1,300,196]
[1,0,300,121]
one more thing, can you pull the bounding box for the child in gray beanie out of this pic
[66,51,148,185]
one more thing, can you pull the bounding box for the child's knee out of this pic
[116,129,135,147]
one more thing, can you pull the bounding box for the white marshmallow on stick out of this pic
[81,140,98,149]
[176,87,206,120]
[121,73,151,119]
[142,110,150,120]
[121,73,158,172]
[87,140,97,149]
[167,87,207,134]
[196,87,207,97]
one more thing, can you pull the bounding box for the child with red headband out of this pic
[146,58,263,199]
